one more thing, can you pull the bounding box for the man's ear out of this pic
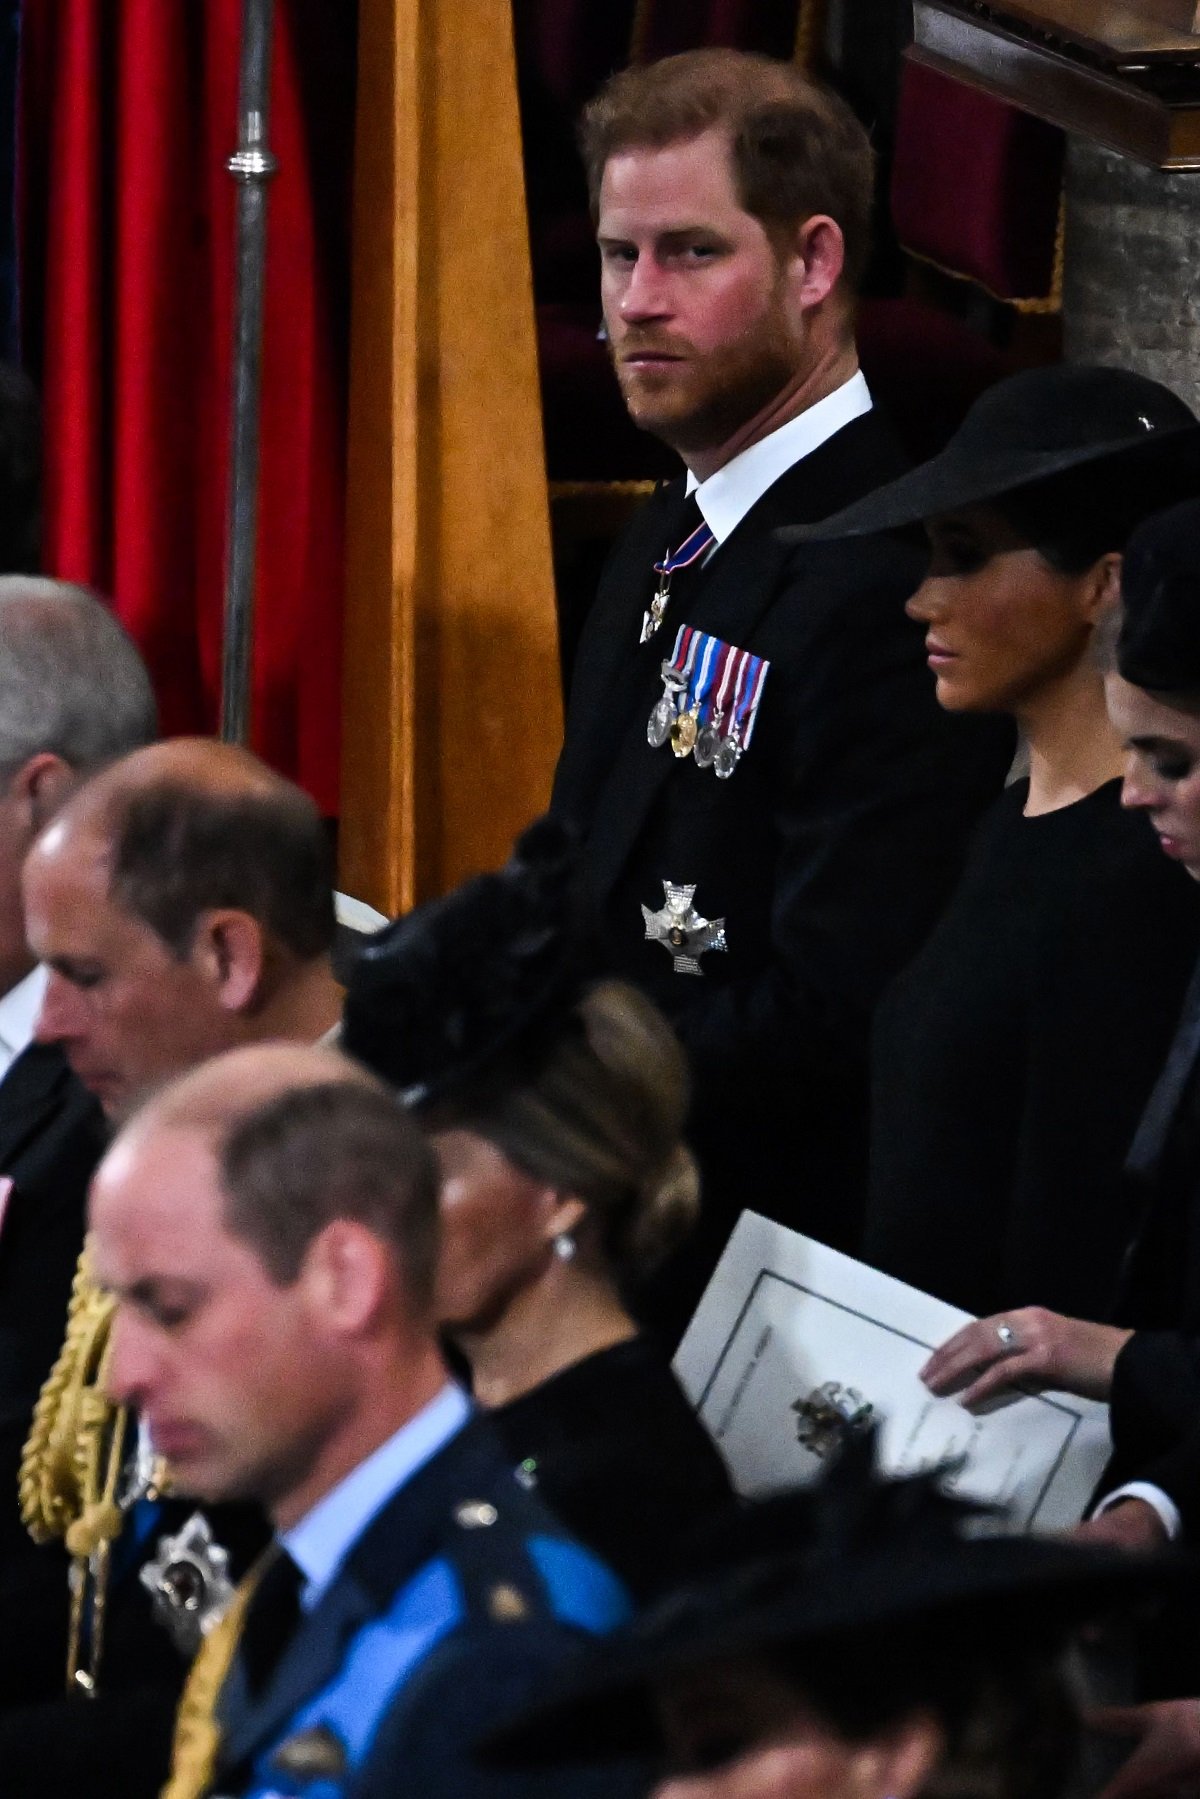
[190,909,266,1013]
[302,1220,391,1337]
[6,752,75,837]
[789,213,846,314]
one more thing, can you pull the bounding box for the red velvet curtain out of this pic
[17,1,354,814]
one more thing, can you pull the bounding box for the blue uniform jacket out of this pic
[211,1414,649,1799]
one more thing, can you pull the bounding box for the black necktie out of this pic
[666,492,705,556]
[238,1546,304,1697]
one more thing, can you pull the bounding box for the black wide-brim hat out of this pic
[483,1433,1194,1769]
[1117,495,1200,693]
[780,364,1200,544]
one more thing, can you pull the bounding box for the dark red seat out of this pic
[632,0,804,60]
[859,297,1007,465]
[891,60,1063,305]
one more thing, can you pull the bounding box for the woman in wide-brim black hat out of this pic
[482,1428,1187,1799]
[801,364,1200,1329]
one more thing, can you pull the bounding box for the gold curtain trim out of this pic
[550,480,657,500]
[902,187,1065,316]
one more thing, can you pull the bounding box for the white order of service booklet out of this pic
[675,1211,1112,1533]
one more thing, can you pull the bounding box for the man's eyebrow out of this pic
[597,225,727,246]
[48,955,102,978]
[120,1276,204,1308]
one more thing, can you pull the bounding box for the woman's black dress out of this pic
[867,778,1200,1321]
[488,1334,736,1601]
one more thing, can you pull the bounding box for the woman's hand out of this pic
[1089,1701,1200,1799]
[919,1307,1133,1407]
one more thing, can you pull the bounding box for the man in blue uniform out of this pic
[91,1039,645,1799]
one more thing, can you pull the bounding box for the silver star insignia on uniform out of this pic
[139,1511,235,1656]
[642,882,727,975]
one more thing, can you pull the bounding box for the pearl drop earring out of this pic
[552,1233,577,1262]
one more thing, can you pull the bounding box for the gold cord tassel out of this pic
[160,1564,263,1799]
[20,1245,116,1543]
[18,1243,133,1695]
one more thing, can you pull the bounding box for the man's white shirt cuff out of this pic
[1092,1480,1182,1541]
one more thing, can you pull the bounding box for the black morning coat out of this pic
[212,1414,647,1799]
[551,408,1014,1328]
[1100,953,1200,1538]
[1082,953,1200,1693]
[0,1043,106,1698]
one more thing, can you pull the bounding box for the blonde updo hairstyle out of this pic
[441,979,700,1284]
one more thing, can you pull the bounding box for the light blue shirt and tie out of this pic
[282,1382,472,1611]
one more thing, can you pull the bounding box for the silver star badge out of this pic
[139,1510,236,1656]
[642,882,727,975]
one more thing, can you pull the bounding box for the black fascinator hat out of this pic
[1117,496,1200,696]
[483,1425,1192,1769]
[781,364,1200,545]
[342,818,592,1110]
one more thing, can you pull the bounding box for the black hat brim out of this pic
[483,1539,1192,1769]
[779,419,1200,545]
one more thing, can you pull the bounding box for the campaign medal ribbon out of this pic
[670,629,722,759]
[714,647,769,780]
[694,639,737,769]
[646,626,770,775]
[641,514,716,644]
[647,626,698,749]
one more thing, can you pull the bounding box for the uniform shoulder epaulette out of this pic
[443,1490,630,1637]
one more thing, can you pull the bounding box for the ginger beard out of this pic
[609,271,800,458]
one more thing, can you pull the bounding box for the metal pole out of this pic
[221,0,279,744]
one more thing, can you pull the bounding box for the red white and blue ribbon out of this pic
[653,516,716,581]
[654,624,770,772]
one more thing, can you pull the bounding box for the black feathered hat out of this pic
[1117,497,1200,695]
[483,1426,1192,1769]
[341,818,592,1109]
[780,365,1200,544]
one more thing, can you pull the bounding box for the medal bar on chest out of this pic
[646,624,770,779]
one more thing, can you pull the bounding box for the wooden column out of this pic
[340,0,562,915]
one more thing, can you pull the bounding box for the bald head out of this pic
[29,737,334,962]
[91,1043,443,1519]
[98,1040,439,1299]
[24,740,340,1121]
[60,738,282,823]
[132,1039,379,1139]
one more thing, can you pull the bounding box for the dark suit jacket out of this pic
[0,1043,107,1693]
[0,1041,106,1488]
[214,1416,645,1799]
[552,412,1013,1315]
[1097,957,1200,1534]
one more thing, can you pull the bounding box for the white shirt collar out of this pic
[686,369,872,545]
[282,1382,471,1610]
[0,964,48,1079]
